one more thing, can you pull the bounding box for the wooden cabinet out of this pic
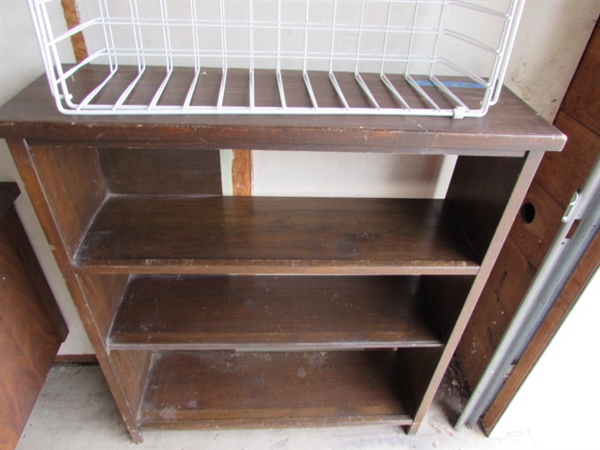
[0,68,565,443]
[0,183,68,449]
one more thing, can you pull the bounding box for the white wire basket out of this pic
[28,0,526,118]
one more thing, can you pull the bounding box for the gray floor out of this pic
[17,364,538,450]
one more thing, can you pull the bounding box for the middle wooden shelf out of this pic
[108,275,445,351]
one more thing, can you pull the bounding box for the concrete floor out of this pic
[17,363,538,450]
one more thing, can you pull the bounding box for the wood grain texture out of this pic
[232,150,253,196]
[423,275,474,338]
[98,147,222,196]
[401,347,443,434]
[0,68,566,155]
[110,350,154,424]
[448,237,536,388]
[5,139,144,442]
[110,275,443,350]
[456,236,537,388]
[1,183,67,336]
[535,111,600,210]
[453,284,512,390]
[77,273,130,340]
[141,351,412,428]
[487,236,537,304]
[446,155,526,261]
[0,205,68,343]
[0,201,67,449]
[509,180,564,270]
[75,196,479,275]
[29,145,107,255]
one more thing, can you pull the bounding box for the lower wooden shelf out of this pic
[109,275,444,351]
[140,350,413,429]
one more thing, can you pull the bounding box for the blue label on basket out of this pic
[415,80,486,89]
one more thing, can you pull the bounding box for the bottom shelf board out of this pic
[140,351,413,428]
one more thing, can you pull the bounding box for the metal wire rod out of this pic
[406,74,441,111]
[149,68,174,110]
[430,75,468,109]
[355,72,380,110]
[302,71,318,109]
[183,70,201,110]
[112,68,146,111]
[329,72,350,109]
[380,73,411,110]
[76,65,119,110]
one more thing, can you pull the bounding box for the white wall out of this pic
[0,0,597,359]
[252,152,456,199]
[504,0,600,121]
[491,267,600,448]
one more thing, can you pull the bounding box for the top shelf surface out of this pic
[75,196,479,275]
[0,66,565,155]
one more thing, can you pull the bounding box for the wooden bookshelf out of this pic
[0,68,565,442]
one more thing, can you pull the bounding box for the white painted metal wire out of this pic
[28,0,526,118]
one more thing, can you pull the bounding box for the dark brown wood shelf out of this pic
[109,275,444,351]
[0,72,564,440]
[76,196,479,275]
[141,350,413,428]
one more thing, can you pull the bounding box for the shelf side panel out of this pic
[78,273,129,341]
[400,346,444,430]
[424,275,475,339]
[446,155,527,260]
[29,145,108,256]
[110,350,154,424]
[98,147,222,196]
